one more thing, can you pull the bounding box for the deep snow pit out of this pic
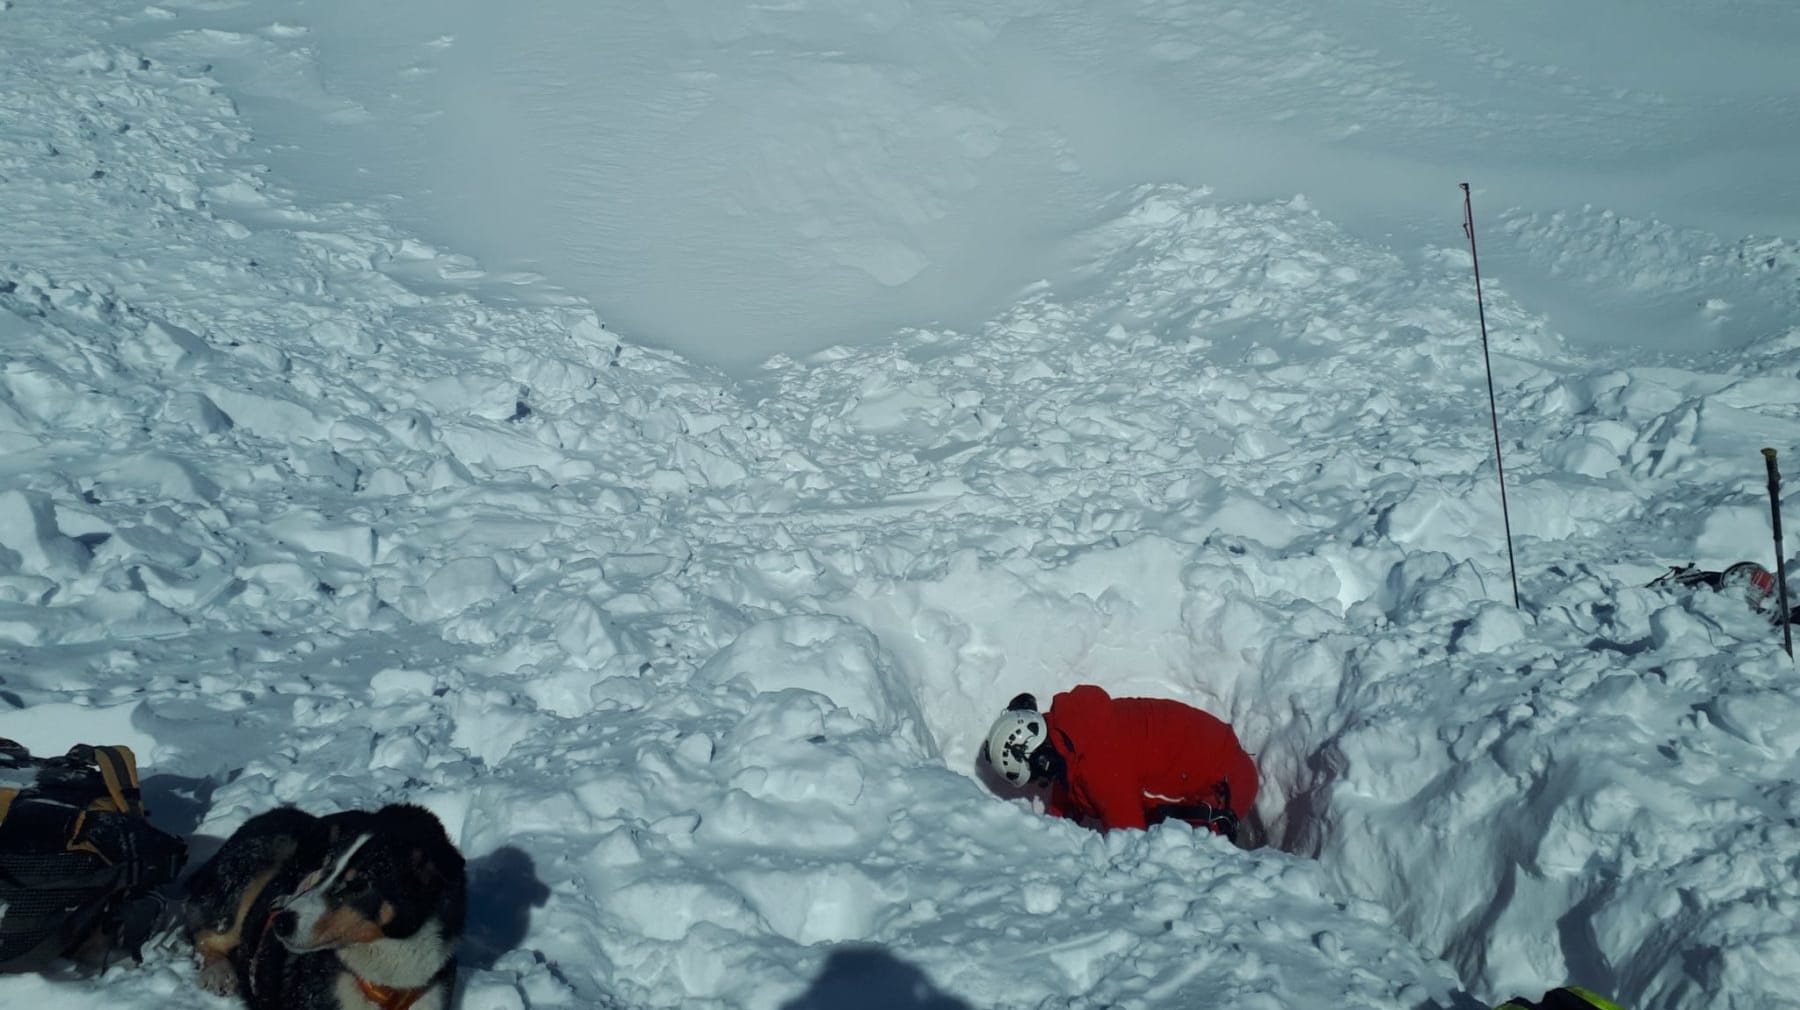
[826,516,1800,1010]
[824,538,1287,781]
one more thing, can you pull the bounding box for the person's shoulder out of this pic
[1053,683,1114,709]
[1049,685,1119,726]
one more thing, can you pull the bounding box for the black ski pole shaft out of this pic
[1764,447,1793,658]
[1461,183,1521,609]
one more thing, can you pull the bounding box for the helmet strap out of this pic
[1028,744,1064,785]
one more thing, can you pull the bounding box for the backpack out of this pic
[0,738,188,972]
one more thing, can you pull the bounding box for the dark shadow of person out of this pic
[459,845,550,970]
[781,944,972,1010]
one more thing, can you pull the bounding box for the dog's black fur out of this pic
[183,803,465,1010]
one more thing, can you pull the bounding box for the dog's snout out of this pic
[271,909,298,941]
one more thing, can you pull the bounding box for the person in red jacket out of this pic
[978,684,1258,840]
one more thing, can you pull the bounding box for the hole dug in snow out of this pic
[698,532,1758,1008]
[825,531,1712,1007]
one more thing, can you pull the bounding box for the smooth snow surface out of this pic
[105,0,1800,371]
[3,2,1800,1010]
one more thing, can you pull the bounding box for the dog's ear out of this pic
[1007,692,1038,712]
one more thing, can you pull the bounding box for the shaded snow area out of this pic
[3,3,1800,1010]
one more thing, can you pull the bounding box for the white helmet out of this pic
[1721,561,1776,611]
[980,695,1047,786]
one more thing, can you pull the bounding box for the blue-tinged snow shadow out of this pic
[460,845,550,970]
[140,773,217,837]
[782,945,971,1010]
[140,772,222,869]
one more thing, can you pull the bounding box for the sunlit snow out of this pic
[2,2,1798,1010]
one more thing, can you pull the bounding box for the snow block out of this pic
[423,557,512,616]
[134,318,213,370]
[415,373,524,420]
[1450,602,1531,653]
[265,514,376,565]
[549,596,621,666]
[728,865,879,945]
[1378,552,1490,623]
[204,384,325,439]
[158,390,234,435]
[698,615,926,742]
[0,489,90,576]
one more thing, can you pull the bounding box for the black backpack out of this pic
[0,738,188,972]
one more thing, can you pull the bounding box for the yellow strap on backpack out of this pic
[91,745,143,817]
[66,745,146,862]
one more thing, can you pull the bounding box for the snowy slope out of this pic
[3,2,1800,1010]
[104,0,1800,370]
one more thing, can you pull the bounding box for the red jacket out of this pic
[1043,684,1257,832]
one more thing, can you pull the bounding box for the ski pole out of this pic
[1461,183,1521,609]
[1764,448,1793,658]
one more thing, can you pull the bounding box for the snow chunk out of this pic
[131,318,212,370]
[414,374,523,420]
[370,667,440,700]
[1263,257,1320,286]
[698,615,927,742]
[1377,552,1491,622]
[158,391,234,435]
[1543,435,1620,477]
[0,490,89,576]
[729,865,879,945]
[1450,602,1531,653]
[422,557,510,616]
[606,878,765,943]
[265,514,376,566]
[204,385,325,439]
[450,688,537,765]
[458,978,525,1010]
[845,378,942,436]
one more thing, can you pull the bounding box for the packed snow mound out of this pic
[5,3,1800,1010]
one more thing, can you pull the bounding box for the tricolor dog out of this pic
[183,804,465,1010]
